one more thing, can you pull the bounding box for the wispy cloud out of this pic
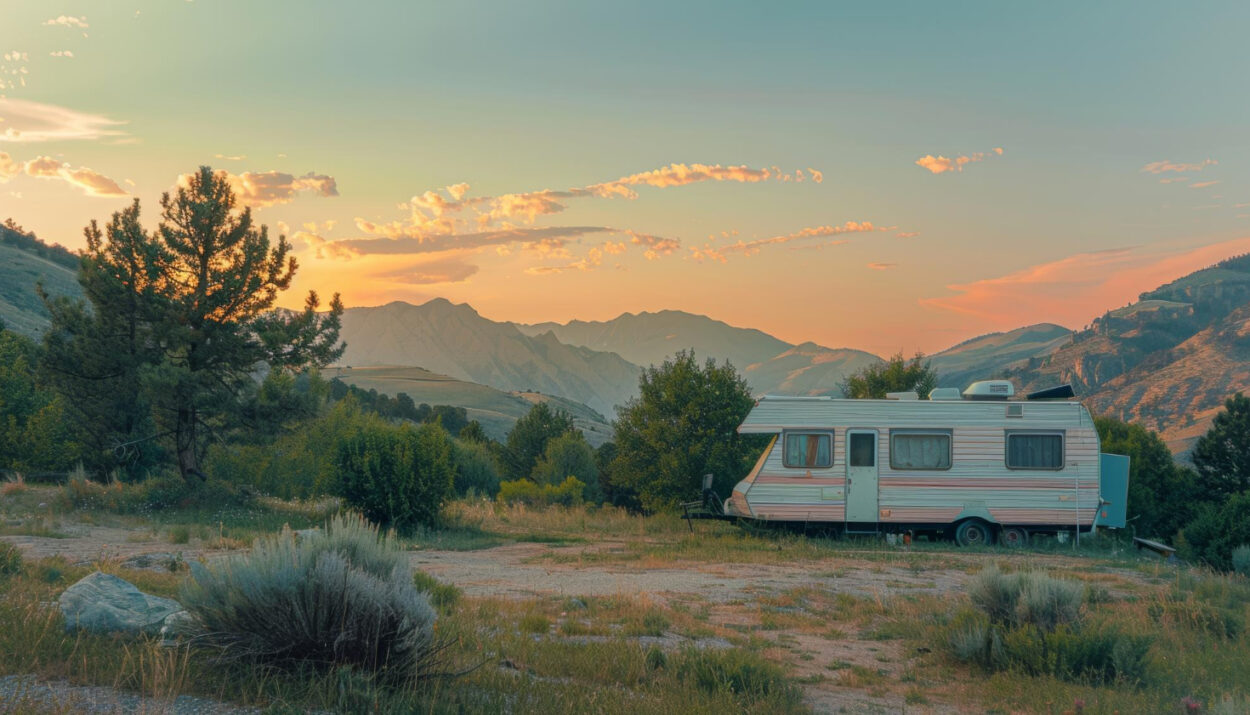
[868,262,897,270]
[311,225,615,260]
[43,16,88,29]
[0,98,126,143]
[214,153,246,161]
[688,221,881,262]
[49,51,74,58]
[896,231,920,238]
[1140,158,1217,174]
[915,147,1003,175]
[1,152,126,197]
[625,230,680,260]
[1189,180,1220,189]
[371,257,480,285]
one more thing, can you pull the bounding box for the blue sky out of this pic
[2,0,1248,354]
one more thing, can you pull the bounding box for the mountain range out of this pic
[5,220,1250,453]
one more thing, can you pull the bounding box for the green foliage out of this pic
[457,420,488,444]
[672,647,801,706]
[501,402,575,481]
[62,474,251,514]
[328,378,469,435]
[0,219,79,271]
[411,570,462,612]
[0,327,81,471]
[450,437,501,497]
[497,476,587,506]
[42,173,345,483]
[1233,545,1250,577]
[840,351,938,399]
[610,350,765,513]
[0,542,21,578]
[1193,393,1250,502]
[1095,416,1199,541]
[205,398,374,499]
[333,420,454,530]
[1179,491,1250,571]
[948,566,1149,684]
[530,430,600,502]
[180,512,438,678]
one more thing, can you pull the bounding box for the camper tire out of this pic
[954,519,994,547]
[999,526,1029,548]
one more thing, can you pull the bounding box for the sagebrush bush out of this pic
[497,476,586,506]
[0,542,21,578]
[334,421,453,530]
[947,566,1149,684]
[180,512,439,678]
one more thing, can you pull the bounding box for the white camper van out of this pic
[724,381,1130,546]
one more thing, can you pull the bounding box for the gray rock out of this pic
[59,571,185,636]
[159,610,197,646]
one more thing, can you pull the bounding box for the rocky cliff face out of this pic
[1006,254,1250,453]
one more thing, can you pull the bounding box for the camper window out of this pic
[889,430,952,470]
[1006,431,1064,470]
[783,432,832,469]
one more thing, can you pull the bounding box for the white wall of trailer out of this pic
[728,396,1100,528]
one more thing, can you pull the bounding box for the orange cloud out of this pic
[868,262,897,270]
[1140,158,1217,174]
[313,225,615,260]
[921,237,1250,330]
[625,230,681,260]
[897,231,920,238]
[1189,180,1220,189]
[180,169,339,208]
[915,148,1004,175]
[44,15,88,28]
[373,257,479,285]
[7,153,127,197]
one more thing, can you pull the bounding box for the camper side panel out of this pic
[741,429,846,521]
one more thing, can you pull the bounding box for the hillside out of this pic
[324,365,613,445]
[337,300,641,417]
[1005,253,1250,452]
[517,309,791,371]
[0,223,81,338]
[929,323,1072,389]
[743,342,882,396]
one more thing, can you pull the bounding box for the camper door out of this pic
[846,430,879,523]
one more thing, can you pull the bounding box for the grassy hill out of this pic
[324,365,613,446]
[0,243,81,338]
[743,342,882,396]
[929,323,1072,390]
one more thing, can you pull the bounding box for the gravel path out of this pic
[0,675,257,714]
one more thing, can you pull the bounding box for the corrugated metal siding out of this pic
[736,398,1101,527]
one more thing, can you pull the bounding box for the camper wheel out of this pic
[954,519,994,547]
[999,526,1029,548]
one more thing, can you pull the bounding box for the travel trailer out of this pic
[723,381,1130,546]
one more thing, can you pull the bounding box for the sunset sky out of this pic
[2,1,1249,356]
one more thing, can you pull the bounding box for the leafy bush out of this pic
[530,431,599,501]
[451,439,501,497]
[180,512,440,678]
[1179,492,1250,571]
[334,420,453,531]
[61,474,249,514]
[673,647,801,706]
[412,570,462,612]
[497,476,586,506]
[1233,545,1250,577]
[947,566,1151,684]
[0,542,21,578]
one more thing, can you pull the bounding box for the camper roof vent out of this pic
[929,387,962,401]
[963,380,1015,401]
[885,391,919,400]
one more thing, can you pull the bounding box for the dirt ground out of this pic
[1,524,1161,714]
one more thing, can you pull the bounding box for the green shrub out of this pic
[967,565,1024,626]
[412,570,462,612]
[0,542,21,578]
[61,475,250,514]
[673,647,801,706]
[1233,545,1250,577]
[1179,492,1250,571]
[1017,572,1084,631]
[334,420,453,531]
[180,512,438,678]
[497,476,587,507]
[451,439,501,497]
[530,431,599,501]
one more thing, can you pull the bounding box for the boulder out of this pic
[58,571,184,636]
